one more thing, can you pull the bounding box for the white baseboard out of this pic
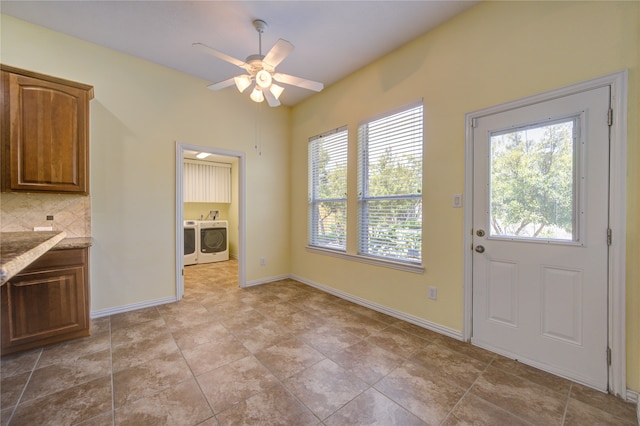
[245,274,290,288]
[90,296,177,318]
[289,273,463,341]
[626,389,639,424]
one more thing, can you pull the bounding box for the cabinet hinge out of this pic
[606,347,612,366]
[607,108,613,126]
[607,228,612,246]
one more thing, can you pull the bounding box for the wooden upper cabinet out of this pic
[1,65,93,194]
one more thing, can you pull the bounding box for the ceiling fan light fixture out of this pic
[234,75,252,93]
[256,69,272,89]
[270,83,284,100]
[250,87,264,103]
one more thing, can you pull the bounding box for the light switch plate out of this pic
[453,194,463,208]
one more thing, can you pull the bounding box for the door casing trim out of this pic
[462,70,628,397]
[175,141,247,299]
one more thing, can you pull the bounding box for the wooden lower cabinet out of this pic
[1,248,90,355]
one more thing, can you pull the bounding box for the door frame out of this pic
[175,141,247,299]
[462,70,628,396]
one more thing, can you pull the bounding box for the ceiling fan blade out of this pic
[207,77,236,91]
[273,73,324,92]
[193,42,248,69]
[263,87,281,107]
[263,39,294,69]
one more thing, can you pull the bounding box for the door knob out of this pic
[476,229,485,237]
[475,245,485,253]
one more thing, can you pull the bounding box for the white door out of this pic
[471,86,611,390]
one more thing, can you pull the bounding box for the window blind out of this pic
[308,126,348,251]
[184,160,232,203]
[358,103,423,263]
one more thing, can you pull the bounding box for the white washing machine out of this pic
[198,220,229,263]
[184,220,199,266]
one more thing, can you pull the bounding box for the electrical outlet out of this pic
[428,286,437,300]
[46,215,54,220]
[260,257,266,266]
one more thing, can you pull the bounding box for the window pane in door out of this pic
[489,118,577,241]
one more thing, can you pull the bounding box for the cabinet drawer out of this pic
[23,247,86,271]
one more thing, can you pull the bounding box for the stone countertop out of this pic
[53,237,93,250]
[1,231,67,285]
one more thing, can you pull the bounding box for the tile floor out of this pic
[1,259,637,425]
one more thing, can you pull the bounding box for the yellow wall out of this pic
[1,15,292,310]
[290,1,639,391]
[1,0,638,393]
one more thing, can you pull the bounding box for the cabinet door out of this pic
[3,71,89,193]
[1,264,88,351]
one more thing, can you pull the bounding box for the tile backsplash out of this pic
[0,193,91,237]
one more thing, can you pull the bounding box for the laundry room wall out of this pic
[183,203,230,221]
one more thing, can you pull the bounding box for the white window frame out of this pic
[308,126,348,251]
[357,101,424,265]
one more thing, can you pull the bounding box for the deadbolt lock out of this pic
[476,229,485,237]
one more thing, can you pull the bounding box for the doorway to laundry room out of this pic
[175,142,246,300]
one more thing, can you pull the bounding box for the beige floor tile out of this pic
[564,397,638,425]
[432,335,497,364]
[182,334,251,376]
[325,388,427,426]
[332,299,400,325]
[170,320,230,350]
[329,339,405,385]
[111,332,179,372]
[443,393,531,426]
[37,331,111,368]
[216,384,318,426]
[113,351,193,408]
[324,310,388,339]
[0,348,41,379]
[284,358,368,420]
[410,343,488,387]
[254,337,325,380]
[268,309,327,334]
[469,366,566,425]
[391,321,443,342]
[365,326,428,359]
[75,410,115,426]
[21,348,111,402]
[569,383,638,423]
[90,316,111,334]
[296,324,362,357]
[2,260,637,426]
[110,306,161,330]
[197,355,279,413]
[232,319,292,353]
[115,378,213,426]
[10,376,112,426]
[1,371,30,409]
[252,299,301,320]
[490,355,572,395]
[160,305,218,331]
[374,360,466,424]
[110,317,169,348]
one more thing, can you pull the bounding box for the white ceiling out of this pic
[1,1,478,106]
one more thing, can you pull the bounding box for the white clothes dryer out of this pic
[198,220,229,263]
[184,220,199,266]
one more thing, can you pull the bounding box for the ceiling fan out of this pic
[193,19,324,107]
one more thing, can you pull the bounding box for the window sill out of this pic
[305,246,425,274]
